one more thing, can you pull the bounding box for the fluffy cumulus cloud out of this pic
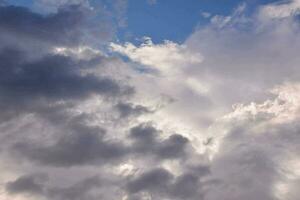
[1,0,300,200]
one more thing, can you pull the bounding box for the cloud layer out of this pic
[1,1,300,200]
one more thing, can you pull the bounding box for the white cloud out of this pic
[210,3,248,28]
[201,12,211,19]
[53,46,103,59]
[222,82,300,124]
[259,0,300,20]
[204,81,300,200]
[110,37,202,75]
[34,0,91,12]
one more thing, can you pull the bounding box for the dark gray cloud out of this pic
[0,50,124,99]
[0,4,112,47]
[47,176,102,200]
[129,123,189,159]
[126,168,172,194]
[12,122,191,167]
[116,102,150,118]
[158,134,189,158]
[6,173,48,196]
[170,173,203,199]
[0,47,133,122]
[13,123,128,167]
[126,166,210,200]
[6,174,103,200]
[6,164,211,200]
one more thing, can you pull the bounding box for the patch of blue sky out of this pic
[120,0,282,44]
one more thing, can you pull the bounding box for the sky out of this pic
[1,0,300,200]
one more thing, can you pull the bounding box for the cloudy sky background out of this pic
[0,0,300,199]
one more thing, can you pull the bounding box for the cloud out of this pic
[116,102,150,118]
[0,47,133,122]
[11,121,192,167]
[0,4,134,198]
[0,2,140,200]
[6,173,47,196]
[107,3,300,200]
[34,0,91,12]
[201,81,300,200]
[0,4,112,47]
[13,124,128,167]
[259,0,300,19]
[129,123,190,159]
[110,37,202,74]
[182,4,300,109]
[6,174,104,200]
[126,166,210,200]
[209,3,248,28]
[1,1,300,200]
[0,3,133,123]
[47,176,102,200]
[126,168,172,194]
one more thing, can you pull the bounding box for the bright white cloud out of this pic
[222,82,300,124]
[53,46,103,59]
[110,37,202,74]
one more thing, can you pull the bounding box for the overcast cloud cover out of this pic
[0,0,300,199]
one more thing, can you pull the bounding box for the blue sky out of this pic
[122,0,281,43]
